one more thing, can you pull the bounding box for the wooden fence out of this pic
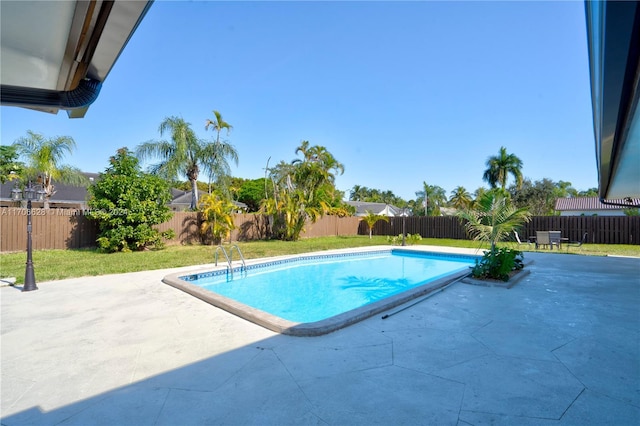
[0,209,361,252]
[371,215,640,245]
[1,208,638,252]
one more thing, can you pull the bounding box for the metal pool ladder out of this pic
[214,245,247,280]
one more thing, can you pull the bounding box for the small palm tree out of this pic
[361,210,389,239]
[457,191,531,252]
[13,131,87,208]
[199,192,236,244]
[483,146,524,190]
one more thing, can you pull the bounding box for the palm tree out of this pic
[13,131,87,208]
[456,191,531,252]
[416,182,446,216]
[449,186,472,210]
[137,115,238,210]
[361,210,389,239]
[204,110,238,194]
[199,192,236,244]
[349,184,367,201]
[482,146,523,190]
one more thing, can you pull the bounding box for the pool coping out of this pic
[162,246,479,336]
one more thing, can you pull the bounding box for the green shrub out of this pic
[88,148,174,252]
[387,233,422,246]
[471,247,524,281]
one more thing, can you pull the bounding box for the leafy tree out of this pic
[416,182,446,216]
[449,186,472,210]
[237,178,271,212]
[88,148,174,252]
[0,145,23,183]
[510,178,583,216]
[482,146,524,190]
[578,187,598,197]
[457,190,531,252]
[136,114,238,210]
[12,130,87,208]
[554,180,578,198]
[361,210,389,239]
[199,192,236,244]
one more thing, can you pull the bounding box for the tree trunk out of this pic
[190,179,198,210]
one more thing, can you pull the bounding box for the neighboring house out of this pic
[0,173,98,209]
[345,201,409,217]
[554,197,640,216]
[439,207,458,217]
[169,189,247,213]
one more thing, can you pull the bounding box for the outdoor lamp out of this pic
[12,181,41,292]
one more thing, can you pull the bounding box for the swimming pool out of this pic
[163,247,477,336]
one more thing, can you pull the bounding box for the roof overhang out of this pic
[0,0,153,118]
[585,0,640,202]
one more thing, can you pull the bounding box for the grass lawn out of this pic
[1,236,638,284]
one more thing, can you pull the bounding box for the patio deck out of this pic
[1,249,639,425]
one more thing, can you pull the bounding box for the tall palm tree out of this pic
[204,110,238,194]
[416,182,446,216]
[137,115,238,210]
[449,186,472,210]
[483,146,523,190]
[13,130,86,208]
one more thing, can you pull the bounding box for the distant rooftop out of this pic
[554,197,640,211]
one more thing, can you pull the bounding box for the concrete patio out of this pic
[1,249,639,425]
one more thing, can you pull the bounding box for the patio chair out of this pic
[535,231,551,250]
[566,232,588,252]
[549,231,562,249]
[514,231,530,247]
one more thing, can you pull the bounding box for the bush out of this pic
[88,148,174,252]
[471,247,524,281]
[387,233,422,246]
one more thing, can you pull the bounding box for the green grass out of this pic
[1,236,638,284]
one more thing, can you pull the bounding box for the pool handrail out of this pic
[214,246,232,277]
[229,244,247,273]
[214,245,247,280]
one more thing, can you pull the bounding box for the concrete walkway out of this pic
[1,250,639,425]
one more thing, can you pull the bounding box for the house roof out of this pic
[345,201,407,217]
[0,173,98,206]
[585,1,640,199]
[1,1,153,118]
[170,189,247,210]
[554,197,640,211]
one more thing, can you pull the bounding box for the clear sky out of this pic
[1,0,597,201]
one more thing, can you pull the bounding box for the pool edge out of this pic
[162,247,477,336]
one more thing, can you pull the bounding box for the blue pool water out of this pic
[182,250,475,323]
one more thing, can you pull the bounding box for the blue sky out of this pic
[1,1,596,201]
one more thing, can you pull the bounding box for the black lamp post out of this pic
[401,207,407,246]
[11,181,45,292]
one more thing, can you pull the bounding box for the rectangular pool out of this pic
[163,248,476,336]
